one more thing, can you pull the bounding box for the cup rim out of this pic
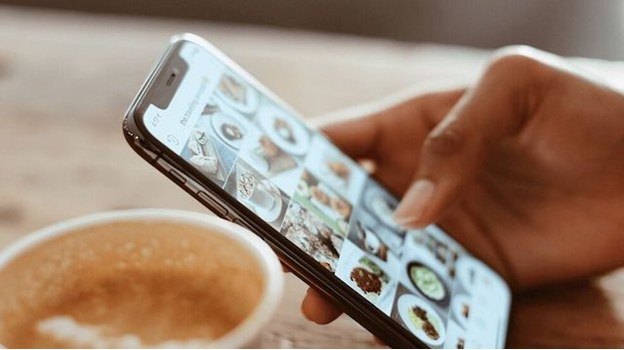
[0,208,284,348]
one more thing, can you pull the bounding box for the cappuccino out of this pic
[0,221,264,348]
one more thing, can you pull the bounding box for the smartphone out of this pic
[123,33,511,349]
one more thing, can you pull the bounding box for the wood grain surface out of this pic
[1,6,624,348]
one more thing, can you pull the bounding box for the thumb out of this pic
[394,52,545,228]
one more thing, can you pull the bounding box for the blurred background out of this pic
[2,1,624,348]
[3,0,624,59]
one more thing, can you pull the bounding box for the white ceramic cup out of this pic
[0,209,284,348]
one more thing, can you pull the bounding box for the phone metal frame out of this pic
[123,33,504,349]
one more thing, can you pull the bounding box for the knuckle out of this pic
[492,45,539,60]
[486,46,553,84]
[489,51,540,76]
[484,46,557,105]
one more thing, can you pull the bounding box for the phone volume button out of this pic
[168,169,187,185]
[197,191,228,217]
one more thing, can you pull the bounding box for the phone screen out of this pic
[141,39,510,348]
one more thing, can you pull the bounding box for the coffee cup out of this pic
[0,209,283,348]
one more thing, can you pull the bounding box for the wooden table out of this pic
[1,6,624,348]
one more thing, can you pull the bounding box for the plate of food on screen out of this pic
[186,128,227,182]
[235,167,284,223]
[451,293,471,329]
[209,112,248,150]
[280,202,343,272]
[411,229,462,279]
[245,135,298,175]
[397,293,446,346]
[407,261,449,304]
[316,155,355,195]
[309,184,351,220]
[295,172,351,235]
[215,72,259,114]
[364,185,405,233]
[354,222,389,261]
[258,104,311,156]
[348,256,391,302]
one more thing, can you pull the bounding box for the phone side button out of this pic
[137,138,160,162]
[197,191,228,217]
[168,169,187,185]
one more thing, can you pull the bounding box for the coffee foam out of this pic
[37,316,212,348]
[0,221,264,348]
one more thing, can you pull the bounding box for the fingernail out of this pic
[394,179,436,228]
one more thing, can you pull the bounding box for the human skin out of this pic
[300,46,624,324]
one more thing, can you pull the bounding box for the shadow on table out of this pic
[507,275,624,348]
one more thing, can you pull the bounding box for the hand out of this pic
[301,46,624,324]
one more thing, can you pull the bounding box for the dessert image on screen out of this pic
[354,222,390,261]
[215,72,259,115]
[199,97,254,150]
[304,135,366,203]
[347,206,404,262]
[256,102,311,157]
[238,130,302,197]
[223,159,289,229]
[249,135,298,174]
